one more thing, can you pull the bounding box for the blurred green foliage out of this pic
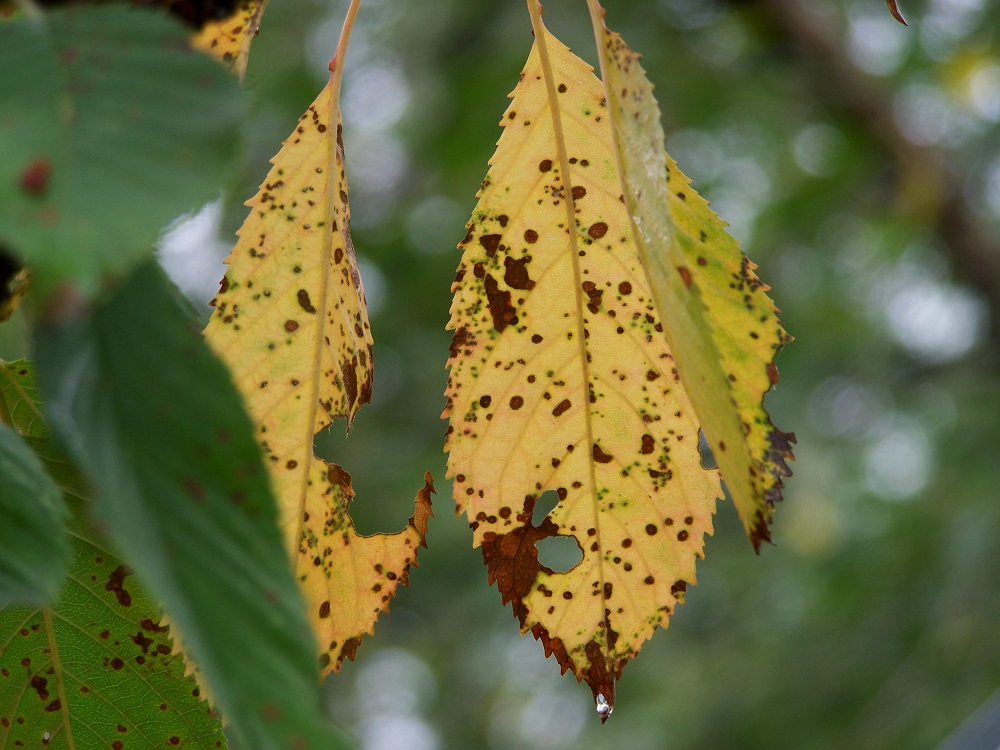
[7,0,1000,747]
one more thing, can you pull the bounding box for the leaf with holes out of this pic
[191,0,269,79]
[587,0,794,549]
[0,361,225,750]
[444,12,728,718]
[203,10,431,676]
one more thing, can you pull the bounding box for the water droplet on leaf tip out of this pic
[596,693,613,721]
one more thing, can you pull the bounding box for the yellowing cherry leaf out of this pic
[191,0,268,79]
[204,4,431,676]
[444,11,725,718]
[587,0,794,549]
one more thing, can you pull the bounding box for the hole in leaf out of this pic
[536,535,584,573]
[698,429,718,469]
[531,490,559,526]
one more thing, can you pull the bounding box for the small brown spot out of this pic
[284,320,298,333]
[697,256,707,266]
[588,222,608,239]
[318,601,331,619]
[718,441,726,452]
[644,575,655,585]
[678,266,693,289]
[562,591,573,599]
[20,158,51,195]
[105,565,132,607]
[641,434,655,454]
[524,229,539,244]
[558,83,567,93]
[297,289,315,313]
[539,159,553,172]
[592,444,613,463]
[531,334,543,344]
[622,538,633,549]
[571,186,587,200]
[510,396,524,410]
[552,399,572,417]
[110,658,124,670]
[677,530,689,541]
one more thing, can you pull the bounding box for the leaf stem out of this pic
[329,0,363,93]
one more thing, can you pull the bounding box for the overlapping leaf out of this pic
[203,27,431,676]
[0,361,225,750]
[191,0,269,78]
[0,6,245,301]
[587,1,794,549]
[0,420,67,608]
[34,262,348,750]
[444,15,724,715]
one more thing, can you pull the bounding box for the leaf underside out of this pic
[204,65,431,676]
[590,7,794,549]
[0,361,225,750]
[444,21,725,710]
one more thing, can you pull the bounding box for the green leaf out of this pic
[0,361,226,750]
[0,510,227,750]
[0,361,88,502]
[0,421,68,608]
[33,262,350,750]
[0,6,246,302]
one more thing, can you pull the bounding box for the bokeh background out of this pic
[8,0,1000,747]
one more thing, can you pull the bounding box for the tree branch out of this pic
[755,0,1000,342]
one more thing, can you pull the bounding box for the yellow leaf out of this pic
[587,0,794,549]
[204,3,431,676]
[444,10,723,717]
[191,0,269,79]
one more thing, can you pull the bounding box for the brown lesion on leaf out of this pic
[504,256,535,290]
[105,565,133,607]
[484,274,518,332]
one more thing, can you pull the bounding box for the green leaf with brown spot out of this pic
[0,6,246,302]
[0,361,225,750]
[33,261,349,750]
[444,8,725,718]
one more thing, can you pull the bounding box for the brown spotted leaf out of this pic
[191,0,269,79]
[203,9,430,676]
[0,361,225,750]
[444,11,722,717]
[587,1,794,550]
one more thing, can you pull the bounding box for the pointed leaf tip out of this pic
[886,0,908,25]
